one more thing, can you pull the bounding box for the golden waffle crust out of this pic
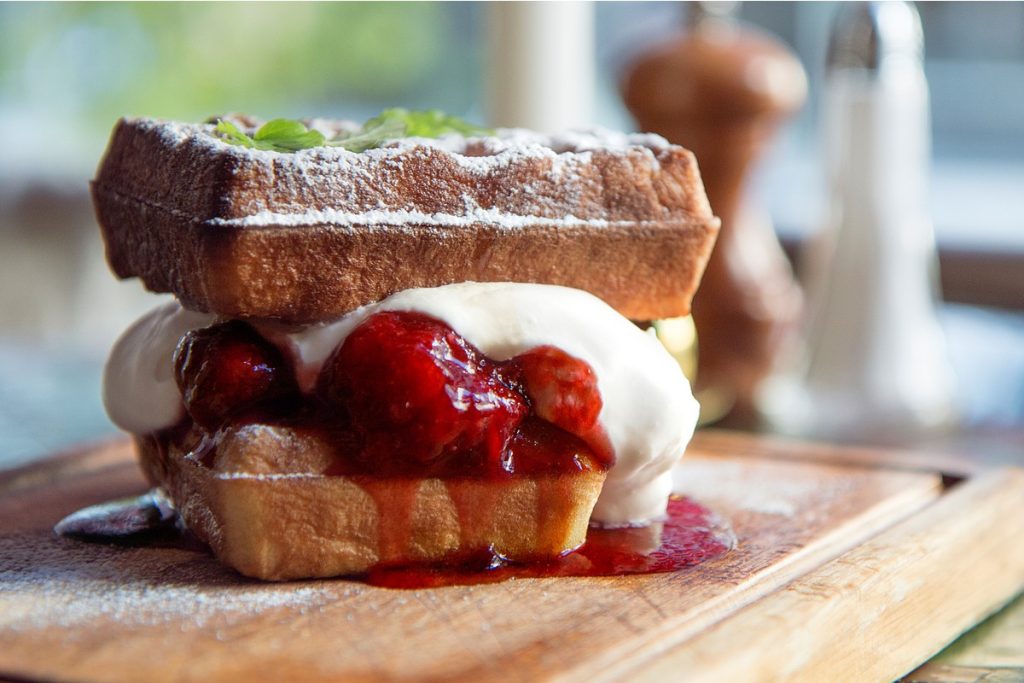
[138,425,605,581]
[93,117,720,323]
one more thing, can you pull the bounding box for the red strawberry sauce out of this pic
[364,496,734,588]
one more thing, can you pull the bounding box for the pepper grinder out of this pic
[760,1,956,441]
[622,3,807,422]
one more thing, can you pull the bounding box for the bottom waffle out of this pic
[136,426,606,581]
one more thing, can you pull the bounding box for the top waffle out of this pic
[91,117,720,323]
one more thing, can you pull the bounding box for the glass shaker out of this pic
[761,1,956,442]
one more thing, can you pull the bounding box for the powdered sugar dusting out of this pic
[212,471,328,480]
[0,533,345,632]
[96,112,712,239]
[673,458,857,520]
[142,117,670,162]
[207,207,630,229]
[125,116,685,228]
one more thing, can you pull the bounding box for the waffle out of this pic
[137,425,605,580]
[92,117,719,322]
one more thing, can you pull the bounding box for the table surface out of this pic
[904,597,1024,683]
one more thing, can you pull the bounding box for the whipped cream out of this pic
[103,283,699,526]
[103,303,215,435]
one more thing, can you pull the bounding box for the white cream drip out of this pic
[103,283,698,526]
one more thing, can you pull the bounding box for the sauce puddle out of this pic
[363,495,735,588]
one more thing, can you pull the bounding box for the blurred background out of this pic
[1,1,1022,468]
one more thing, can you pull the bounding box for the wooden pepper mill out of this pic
[622,3,807,422]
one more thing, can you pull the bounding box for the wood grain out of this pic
[616,469,1024,683]
[2,435,1020,683]
[691,429,982,477]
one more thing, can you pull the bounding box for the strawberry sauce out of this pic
[363,496,733,588]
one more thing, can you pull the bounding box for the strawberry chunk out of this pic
[319,312,528,473]
[506,346,601,436]
[505,345,610,467]
[174,321,296,430]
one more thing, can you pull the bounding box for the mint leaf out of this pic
[216,118,324,152]
[327,117,407,152]
[215,119,255,148]
[214,110,491,153]
[364,108,492,139]
[251,118,325,152]
[253,118,311,142]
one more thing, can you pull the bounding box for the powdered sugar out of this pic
[212,471,327,480]
[206,207,629,229]
[116,117,689,230]
[141,117,670,162]
[0,533,344,632]
[672,458,857,520]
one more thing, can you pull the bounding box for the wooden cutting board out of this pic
[1,431,1022,683]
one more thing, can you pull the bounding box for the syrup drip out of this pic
[447,480,501,551]
[363,496,734,589]
[358,478,422,564]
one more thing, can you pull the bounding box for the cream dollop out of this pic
[103,283,699,526]
[102,302,216,435]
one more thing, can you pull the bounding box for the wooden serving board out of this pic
[1,431,1022,683]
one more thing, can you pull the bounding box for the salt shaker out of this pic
[761,1,956,441]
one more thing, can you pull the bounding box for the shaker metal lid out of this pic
[826,1,924,72]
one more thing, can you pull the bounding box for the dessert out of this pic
[93,112,720,580]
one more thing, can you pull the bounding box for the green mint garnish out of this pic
[359,108,493,139]
[214,109,492,153]
[215,118,324,152]
[327,116,408,152]
[215,119,255,148]
[252,118,326,151]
